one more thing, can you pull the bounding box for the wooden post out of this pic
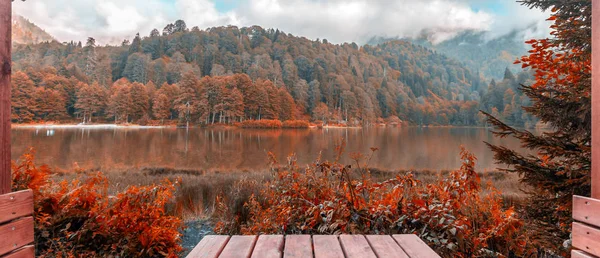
[593,0,600,199]
[0,0,11,195]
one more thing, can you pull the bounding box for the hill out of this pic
[12,14,55,45]
[369,30,528,80]
[11,21,487,126]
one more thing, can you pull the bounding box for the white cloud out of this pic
[11,0,550,45]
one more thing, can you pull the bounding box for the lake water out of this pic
[11,126,530,172]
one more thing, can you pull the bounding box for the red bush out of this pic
[214,146,532,257]
[282,120,310,128]
[239,119,283,128]
[12,149,183,257]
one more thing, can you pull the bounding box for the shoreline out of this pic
[12,123,174,129]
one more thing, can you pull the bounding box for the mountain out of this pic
[369,30,529,80]
[12,14,55,45]
[11,21,487,126]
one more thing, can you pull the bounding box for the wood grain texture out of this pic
[572,222,600,257]
[251,235,284,258]
[0,0,12,195]
[283,235,312,258]
[219,235,257,258]
[572,250,596,258]
[313,235,344,258]
[0,190,33,224]
[573,195,600,228]
[185,235,230,258]
[365,235,409,258]
[0,217,33,256]
[392,234,440,258]
[338,235,376,258]
[1,245,34,258]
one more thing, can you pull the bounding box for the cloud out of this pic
[11,0,550,45]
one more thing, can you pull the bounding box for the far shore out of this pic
[12,123,174,129]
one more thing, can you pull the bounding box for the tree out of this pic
[11,71,36,122]
[174,20,187,33]
[75,82,107,123]
[483,0,591,252]
[123,53,149,83]
[312,102,329,122]
[129,82,150,121]
[32,88,67,121]
[152,93,170,124]
[174,72,201,125]
[83,37,97,81]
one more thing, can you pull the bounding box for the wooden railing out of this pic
[0,190,34,257]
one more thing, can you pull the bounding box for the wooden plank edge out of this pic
[0,217,34,257]
[1,245,34,258]
[573,195,600,228]
[572,222,600,257]
[0,190,34,225]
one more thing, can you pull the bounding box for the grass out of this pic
[52,165,526,221]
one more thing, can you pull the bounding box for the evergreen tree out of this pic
[483,0,591,251]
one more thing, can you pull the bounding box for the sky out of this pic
[12,0,551,46]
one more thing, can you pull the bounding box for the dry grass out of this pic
[52,166,526,221]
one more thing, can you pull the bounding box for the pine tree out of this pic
[483,0,591,251]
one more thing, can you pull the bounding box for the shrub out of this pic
[214,145,532,257]
[239,119,283,128]
[282,120,310,128]
[12,148,183,257]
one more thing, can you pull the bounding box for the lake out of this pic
[11,126,530,172]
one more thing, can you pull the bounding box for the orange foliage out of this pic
[11,149,183,257]
[282,120,310,128]
[215,145,531,257]
[239,119,283,128]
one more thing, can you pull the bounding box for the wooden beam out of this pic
[593,0,600,199]
[0,0,11,195]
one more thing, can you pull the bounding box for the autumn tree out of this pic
[153,93,170,124]
[483,0,591,252]
[32,88,67,121]
[11,71,36,122]
[75,82,107,123]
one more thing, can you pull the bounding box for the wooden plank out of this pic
[0,190,33,224]
[283,235,312,258]
[365,235,409,258]
[219,235,257,258]
[572,250,596,258]
[574,195,600,227]
[251,235,283,258]
[313,235,344,258]
[593,0,600,199]
[0,0,13,195]
[0,217,33,256]
[393,234,440,258]
[1,245,34,258]
[573,222,600,257]
[338,235,377,258]
[186,235,230,258]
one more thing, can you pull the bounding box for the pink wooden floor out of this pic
[187,234,440,258]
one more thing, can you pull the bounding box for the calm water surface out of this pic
[11,127,531,171]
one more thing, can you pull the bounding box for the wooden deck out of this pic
[187,234,440,258]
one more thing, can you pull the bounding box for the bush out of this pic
[214,145,533,257]
[12,148,183,257]
[239,119,283,128]
[282,120,310,128]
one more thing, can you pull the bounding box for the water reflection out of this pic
[11,127,530,171]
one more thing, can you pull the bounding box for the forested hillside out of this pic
[12,15,55,45]
[370,30,528,80]
[11,20,528,126]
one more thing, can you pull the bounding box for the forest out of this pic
[10,21,536,127]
